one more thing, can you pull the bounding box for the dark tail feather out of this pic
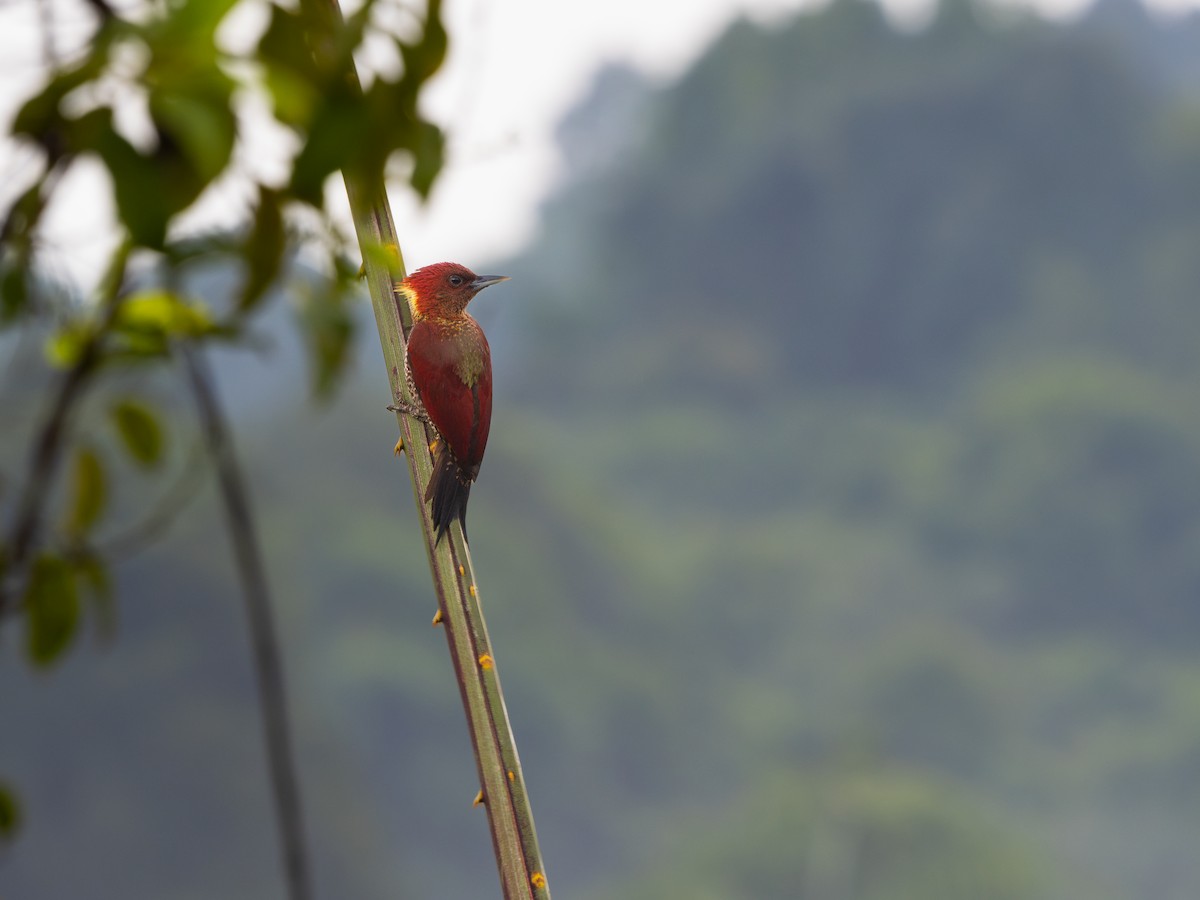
[425,447,472,545]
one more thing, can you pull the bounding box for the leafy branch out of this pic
[0,0,456,890]
[2,238,130,606]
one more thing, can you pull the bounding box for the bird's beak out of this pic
[471,274,510,292]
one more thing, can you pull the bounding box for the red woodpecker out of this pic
[390,262,509,544]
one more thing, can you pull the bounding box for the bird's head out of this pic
[401,262,509,319]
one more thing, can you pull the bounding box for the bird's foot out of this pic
[388,399,432,425]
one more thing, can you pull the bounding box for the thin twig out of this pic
[5,351,94,565]
[180,343,313,900]
[1,239,130,614]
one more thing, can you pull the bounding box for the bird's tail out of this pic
[425,446,472,545]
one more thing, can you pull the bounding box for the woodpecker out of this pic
[391,262,508,544]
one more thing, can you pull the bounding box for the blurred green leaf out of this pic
[121,291,210,332]
[2,260,29,324]
[65,94,220,249]
[83,108,174,248]
[141,6,237,185]
[103,0,238,244]
[297,288,355,399]
[398,0,447,88]
[110,400,164,467]
[289,93,366,206]
[262,66,320,130]
[65,447,107,537]
[375,0,448,198]
[358,237,403,276]
[144,0,238,43]
[238,187,286,310]
[24,555,80,667]
[147,75,236,184]
[407,120,444,200]
[331,1,377,72]
[44,323,92,368]
[11,29,115,144]
[116,290,215,342]
[258,4,324,121]
[1,182,44,323]
[0,782,20,842]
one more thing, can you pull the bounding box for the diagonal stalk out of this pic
[344,174,550,900]
[300,4,551,897]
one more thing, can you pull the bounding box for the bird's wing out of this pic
[407,321,492,475]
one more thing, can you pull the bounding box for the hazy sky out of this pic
[1,0,1194,288]
[394,0,820,267]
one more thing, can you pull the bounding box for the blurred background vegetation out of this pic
[6,0,1200,896]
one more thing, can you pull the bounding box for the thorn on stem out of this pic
[432,608,443,626]
[472,789,485,807]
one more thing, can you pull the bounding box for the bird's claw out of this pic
[388,400,432,425]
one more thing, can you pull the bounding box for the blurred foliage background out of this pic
[6,0,1200,897]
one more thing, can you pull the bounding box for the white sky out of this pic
[389,0,825,268]
[1,0,1196,288]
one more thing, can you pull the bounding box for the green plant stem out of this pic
[344,171,551,900]
[308,11,550,896]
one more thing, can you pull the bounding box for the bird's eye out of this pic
[449,274,464,286]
